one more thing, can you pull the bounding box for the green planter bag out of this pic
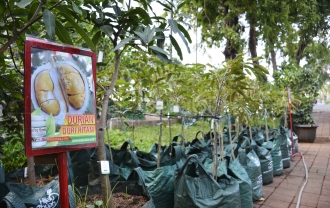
[267,129,283,176]
[185,132,213,163]
[235,136,263,201]
[279,127,290,169]
[2,177,75,208]
[174,155,241,208]
[142,164,177,208]
[228,158,253,208]
[140,143,186,208]
[252,141,273,185]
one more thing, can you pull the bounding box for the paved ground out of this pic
[313,103,330,140]
[253,103,330,208]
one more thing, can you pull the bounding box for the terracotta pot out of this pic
[294,125,318,143]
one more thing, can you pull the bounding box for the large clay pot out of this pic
[294,125,318,143]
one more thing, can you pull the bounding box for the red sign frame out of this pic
[24,37,98,157]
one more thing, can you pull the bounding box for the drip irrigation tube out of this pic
[296,151,308,208]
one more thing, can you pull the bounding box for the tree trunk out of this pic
[296,41,308,66]
[270,49,277,74]
[222,2,239,60]
[97,51,121,208]
[248,17,258,64]
[27,157,36,187]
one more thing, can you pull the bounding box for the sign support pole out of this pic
[58,152,69,208]
[287,87,301,158]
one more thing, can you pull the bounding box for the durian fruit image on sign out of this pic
[57,64,86,109]
[34,70,60,116]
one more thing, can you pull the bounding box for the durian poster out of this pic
[25,37,97,154]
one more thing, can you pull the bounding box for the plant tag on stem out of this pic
[100,161,110,174]
[156,100,163,110]
[173,105,179,112]
[97,51,104,63]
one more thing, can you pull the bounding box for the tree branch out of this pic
[8,44,23,76]
[0,0,64,54]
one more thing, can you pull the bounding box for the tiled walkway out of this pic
[254,103,330,208]
[313,103,330,140]
[254,142,330,208]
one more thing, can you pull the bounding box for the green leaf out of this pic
[125,7,152,25]
[177,0,190,10]
[28,2,39,20]
[43,9,55,41]
[59,12,95,50]
[72,2,82,15]
[168,19,179,33]
[169,35,182,60]
[147,26,156,44]
[134,31,147,44]
[92,31,102,46]
[156,1,172,12]
[149,46,169,56]
[113,37,134,51]
[32,108,41,116]
[95,200,103,206]
[112,5,122,16]
[100,25,114,38]
[17,0,33,8]
[116,79,128,84]
[178,23,192,43]
[11,92,23,99]
[178,30,190,53]
[152,51,171,63]
[46,114,55,137]
[55,20,73,45]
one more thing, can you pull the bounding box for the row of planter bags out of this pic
[0,125,298,208]
[69,125,296,208]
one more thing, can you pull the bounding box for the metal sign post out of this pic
[287,87,301,158]
[58,152,69,207]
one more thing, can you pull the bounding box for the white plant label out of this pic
[97,51,104,63]
[173,105,179,112]
[156,100,163,110]
[101,160,110,174]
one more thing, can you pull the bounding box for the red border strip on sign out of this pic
[24,37,98,157]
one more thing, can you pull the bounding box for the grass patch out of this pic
[107,120,211,152]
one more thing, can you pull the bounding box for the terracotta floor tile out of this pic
[302,186,322,194]
[319,195,330,203]
[273,187,298,197]
[321,188,330,195]
[263,199,291,208]
[278,182,301,191]
[318,200,330,208]
[298,192,320,207]
[269,193,294,203]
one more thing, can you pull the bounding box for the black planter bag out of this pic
[1,177,75,208]
[174,155,241,208]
